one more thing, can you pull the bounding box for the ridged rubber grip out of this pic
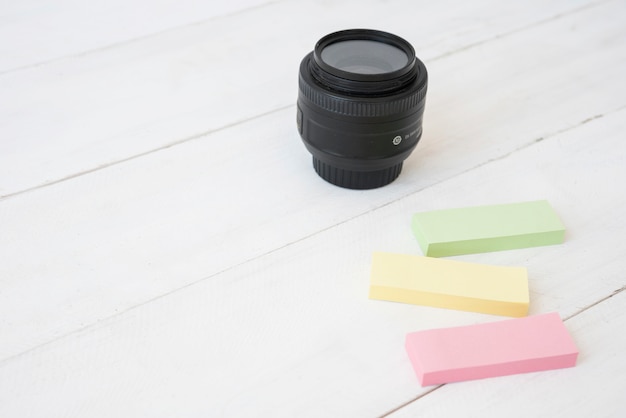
[313,157,403,189]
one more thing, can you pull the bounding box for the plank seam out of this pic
[563,285,626,322]
[0,0,616,199]
[0,0,282,76]
[0,106,623,368]
[384,284,626,416]
[0,103,294,202]
[428,0,612,62]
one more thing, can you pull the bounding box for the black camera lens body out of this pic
[297,29,428,189]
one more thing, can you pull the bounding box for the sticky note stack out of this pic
[411,200,565,257]
[369,252,529,317]
[367,199,577,385]
[405,312,579,386]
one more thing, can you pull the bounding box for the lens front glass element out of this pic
[320,40,409,75]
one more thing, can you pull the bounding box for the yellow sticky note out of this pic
[369,252,529,317]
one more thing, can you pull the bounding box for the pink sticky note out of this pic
[405,312,578,386]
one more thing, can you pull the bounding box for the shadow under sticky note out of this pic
[412,200,565,257]
[405,312,579,386]
[369,252,528,317]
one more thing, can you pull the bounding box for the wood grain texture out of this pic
[0,106,624,417]
[2,0,624,364]
[0,0,607,198]
[1,0,625,416]
[0,0,273,73]
[390,289,626,417]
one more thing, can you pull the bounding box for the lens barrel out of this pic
[297,29,428,189]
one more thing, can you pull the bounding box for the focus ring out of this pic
[299,68,427,118]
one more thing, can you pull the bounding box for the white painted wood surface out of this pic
[1,0,625,416]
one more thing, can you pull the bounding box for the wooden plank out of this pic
[1,0,625,364]
[0,0,609,198]
[389,290,626,417]
[0,88,624,418]
[0,0,271,73]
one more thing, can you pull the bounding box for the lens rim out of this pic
[313,29,416,83]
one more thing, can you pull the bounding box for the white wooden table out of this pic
[1,0,625,416]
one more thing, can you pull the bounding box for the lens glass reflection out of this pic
[320,40,409,74]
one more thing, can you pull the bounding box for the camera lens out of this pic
[297,29,428,189]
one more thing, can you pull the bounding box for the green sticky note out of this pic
[412,200,565,257]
